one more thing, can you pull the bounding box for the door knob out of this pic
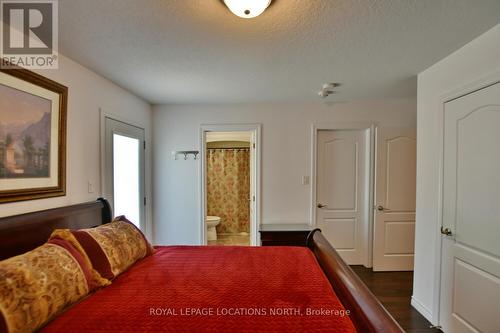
[440,226,452,236]
[317,203,327,208]
[377,205,386,211]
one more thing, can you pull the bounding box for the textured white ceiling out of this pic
[59,0,500,104]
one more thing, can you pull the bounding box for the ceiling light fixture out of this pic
[223,0,271,19]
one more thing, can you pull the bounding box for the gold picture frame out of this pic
[0,66,67,203]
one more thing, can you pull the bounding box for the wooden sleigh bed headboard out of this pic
[0,199,403,333]
[0,198,112,260]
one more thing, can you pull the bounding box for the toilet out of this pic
[206,216,221,241]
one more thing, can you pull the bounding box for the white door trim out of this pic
[99,109,151,239]
[432,69,500,326]
[310,122,376,267]
[199,123,262,246]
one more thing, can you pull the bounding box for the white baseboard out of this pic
[411,296,433,323]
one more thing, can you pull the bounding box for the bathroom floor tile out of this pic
[208,234,250,246]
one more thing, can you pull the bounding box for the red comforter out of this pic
[42,246,356,333]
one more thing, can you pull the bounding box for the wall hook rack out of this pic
[172,151,199,160]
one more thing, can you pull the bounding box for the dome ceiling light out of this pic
[223,0,272,19]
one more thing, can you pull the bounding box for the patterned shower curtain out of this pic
[207,148,250,234]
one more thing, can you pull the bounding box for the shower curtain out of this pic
[207,148,250,234]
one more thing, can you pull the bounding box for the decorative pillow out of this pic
[0,239,110,333]
[51,216,154,280]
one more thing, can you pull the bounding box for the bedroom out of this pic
[1,1,500,332]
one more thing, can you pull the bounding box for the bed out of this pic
[0,199,403,333]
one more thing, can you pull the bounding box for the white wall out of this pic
[413,23,500,324]
[153,99,416,245]
[0,54,153,239]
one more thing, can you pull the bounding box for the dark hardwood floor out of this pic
[350,266,442,333]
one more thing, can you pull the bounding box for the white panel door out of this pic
[440,82,500,333]
[316,130,368,265]
[373,128,416,271]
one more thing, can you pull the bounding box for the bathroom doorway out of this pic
[200,125,261,246]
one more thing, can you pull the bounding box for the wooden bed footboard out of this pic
[307,228,404,333]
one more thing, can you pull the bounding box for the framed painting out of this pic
[0,66,67,203]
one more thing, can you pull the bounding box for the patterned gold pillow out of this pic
[0,239,110,333]
[51,216,154,280]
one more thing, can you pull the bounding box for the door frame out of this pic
[431,70,500,326]
[310,122,376,267]
[99,109,151,239]
[199,123,262,246]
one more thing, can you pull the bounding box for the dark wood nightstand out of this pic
[259,224,313,246]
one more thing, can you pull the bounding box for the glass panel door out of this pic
[104,117,145,229]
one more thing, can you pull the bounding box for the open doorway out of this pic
[200,125,261,246]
